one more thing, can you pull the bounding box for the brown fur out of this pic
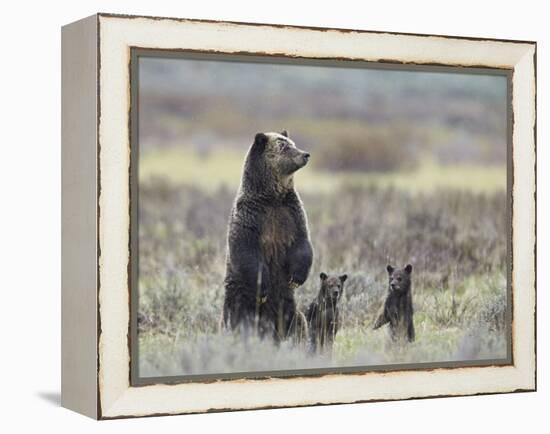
[260,206,297,264]
[306,273,347,352]
[373,264,415,342]
[222,131,313,342]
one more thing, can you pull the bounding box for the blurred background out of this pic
[138,56,507,192]
[137,55,509,377]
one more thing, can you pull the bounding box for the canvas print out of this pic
[134,54,510,380]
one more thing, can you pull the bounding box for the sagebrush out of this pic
[138,180,508,377]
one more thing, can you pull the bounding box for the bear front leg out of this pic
[373,300,391,330]
[373,311,389,329]
[288,237,313,288]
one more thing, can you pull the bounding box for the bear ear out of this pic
[339,274,348,283]
[320,272,328,281]
[252,133,268,154]
[280,129,289,138]
[405,264,413,274]
[386,265,394,274]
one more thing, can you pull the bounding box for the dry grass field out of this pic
[137,156,507,377]
[136,56,508,378]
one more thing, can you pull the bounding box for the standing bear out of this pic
[306,272,348,353]
[373,264,416,343]
[222,130,313,343]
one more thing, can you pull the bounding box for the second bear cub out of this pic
[374,264,415,342]
[306,272,347,352]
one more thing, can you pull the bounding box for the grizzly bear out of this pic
[373,264,415,342]
[306,272,347,353]
[222,130,313,342]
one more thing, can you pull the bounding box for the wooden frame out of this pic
[61,13,536,419]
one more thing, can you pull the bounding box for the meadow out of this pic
[137,149,508,378]
[136,57,508,378]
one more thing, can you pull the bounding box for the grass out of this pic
[137,177,508,378]
[139,271,507,377]
[139,148,506,194]
[136,60,508,378]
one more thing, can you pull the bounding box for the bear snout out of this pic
[298,151,310,166]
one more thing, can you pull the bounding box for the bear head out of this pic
[250,130,310,177]
[386,264,412,294]
[319,272,347,303]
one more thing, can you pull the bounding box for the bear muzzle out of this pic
[295,151,310,168]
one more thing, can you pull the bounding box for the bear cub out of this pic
[306,272,347,353]
[373,264,415,342]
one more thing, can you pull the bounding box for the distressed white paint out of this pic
[97,14,536,418]
[61,14,99,419]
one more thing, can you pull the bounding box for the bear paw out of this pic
[289,278,301,289]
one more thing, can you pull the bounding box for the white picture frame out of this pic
[61,13,536,419]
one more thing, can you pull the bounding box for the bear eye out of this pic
[397,277,402,282]
[279,141,289,151]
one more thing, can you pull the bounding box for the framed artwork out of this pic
[61,13,536,419]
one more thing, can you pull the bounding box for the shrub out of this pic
[137,180,508,375]
[314,128,418,173]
